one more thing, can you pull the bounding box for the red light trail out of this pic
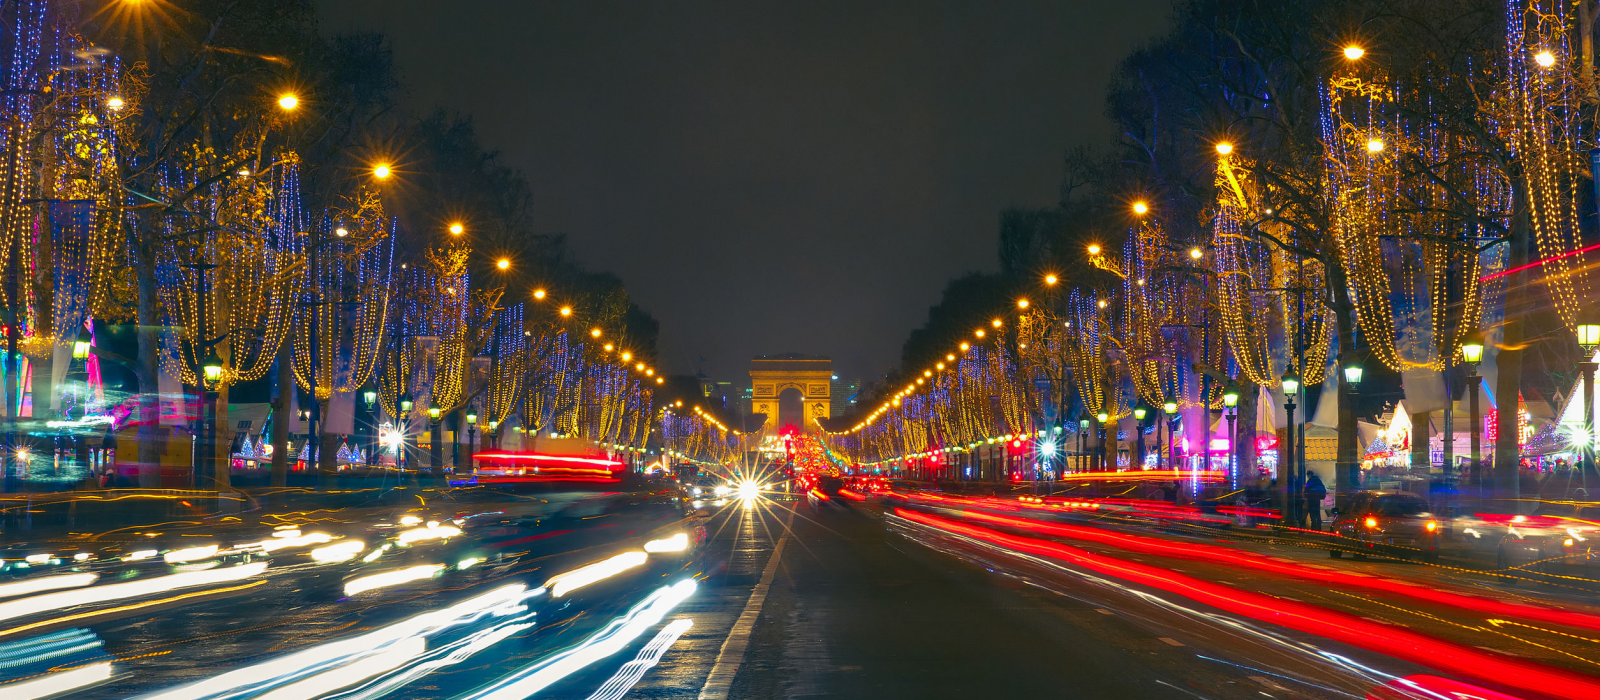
[895,508,1600,700]
[1478,240,1600,281]
[947,508,1600,636]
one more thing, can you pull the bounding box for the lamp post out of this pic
[428,403,443,478]
[1281,370,1301,526]
[1576,318,1600,476]
[200,349,224,490]
[488,419,499,451]
[465,408,478,473]
[1223,382,1240,488]
[1078,415,1089,472]
[1461,337,1484,489]
[1162,400,1178,472]
[361,385,378,470]
[1133,405,1149,469]
[1097,411,1110,471]
[398,391,414,474]
[1342,361,1364,493]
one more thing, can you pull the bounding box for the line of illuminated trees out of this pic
[828,0,1600,513]
[0,0,665,489]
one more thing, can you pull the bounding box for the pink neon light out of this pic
[473,452,624,467]
[1479,240,1600,281]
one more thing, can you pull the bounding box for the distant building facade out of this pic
[749,354,831,435]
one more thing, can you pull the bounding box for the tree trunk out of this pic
[1494,173,1533,500]
[270,350,290,488]
[430,420,444,480]
[134,239,163,489]
[32,205,53,423]
[1236,380,1258,483]
[317,396,337,484]
[1411,411,1430,475]
[212,382,231,490]
[1328,259,1361,500]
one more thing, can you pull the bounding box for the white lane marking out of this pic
[697,504,795,700]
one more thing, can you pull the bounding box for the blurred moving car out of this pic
[1329,491,1441,562]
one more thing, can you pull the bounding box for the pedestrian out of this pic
[1304,472,1327,530]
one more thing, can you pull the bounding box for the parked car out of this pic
[1329,491,1441,562]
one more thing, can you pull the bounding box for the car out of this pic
[1503,501,1600,574]
[1328,491,1441,562]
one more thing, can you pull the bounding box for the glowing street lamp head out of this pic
[1132,201,1148,215]
[496,258,510,270]
[1016,299,1029,309]
[372,163,392,179]
[106,96,124,110]
[1189,247,1204,260]
[559,306,572,317]
[1086,243,1102,255]
[1215,142,1233,155]
[1535,50,1556,68]
[449,223,464,235]
[1366,138,1385,153]
[946,353,955,361]
[1343,45,1365,60]
[590,328,602,338]
[621,351,632,361]
[991,318,1003,328]
[533,288,546,299]
[974,329,986,338]
[277,94,299,110]
[603,343,614,351]
[1044,273,1058,285]
[334,227,348,237]
[959,342,970,351]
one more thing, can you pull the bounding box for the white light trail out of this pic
[397,524,461,545]
[254,637,424,700]
[310,541,365,564]
[0,573,97,600]
[642,533,688,553]
[584,618,694,700]
[545,551,648,597]
[461,580,697,700]
[337,619,536,700]
[1,661,111,699]
[0,563,266,625]
[139,584,536,700]
[343,565,444,596]
[163,545,219,564]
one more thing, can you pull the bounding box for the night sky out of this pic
[317,1,1173,388]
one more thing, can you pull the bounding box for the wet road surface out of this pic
[5,486,1600,698]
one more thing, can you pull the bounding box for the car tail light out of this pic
[1425,521,1438,533]
[1364,517,1378,529]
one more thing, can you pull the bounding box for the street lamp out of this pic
[72,327,92,360]
[399,392,414,414]
[201,349,225,387]
[1223,381,1240,488]
[1133,405,1148,470]
[1576,317,1600,476]
[1462,334,1485,485]
[1342,362,1364,387]
[1281,370,1301,526]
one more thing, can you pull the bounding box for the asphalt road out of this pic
[5,486,1600,699]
